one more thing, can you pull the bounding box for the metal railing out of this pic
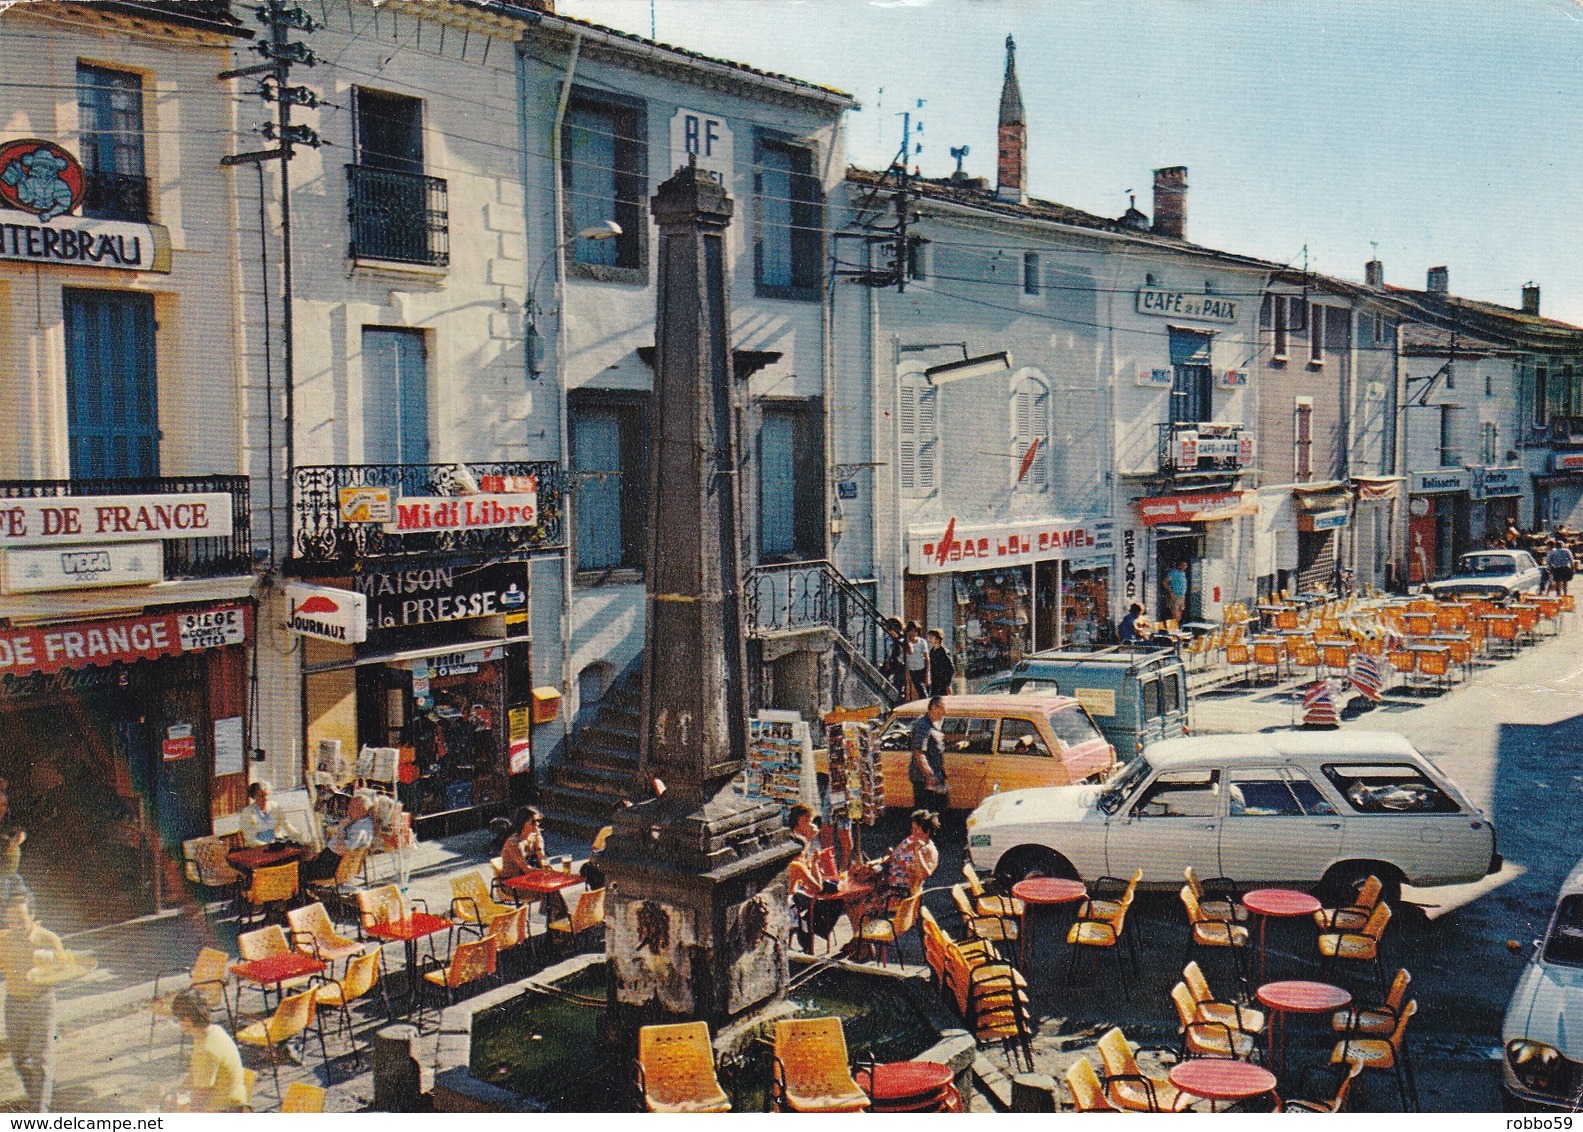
[744,559,901,707]
[290,462,562,568]
[81,171,150,223]
[0,475,251,579]
[346,165,450,267]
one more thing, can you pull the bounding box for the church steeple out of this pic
[996,34,1027,203]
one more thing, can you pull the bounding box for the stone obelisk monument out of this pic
[599,163,799,1027]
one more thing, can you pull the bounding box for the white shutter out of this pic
[1011,382,1049,492]
[899,381,936,495]
[1032,385,1049,489]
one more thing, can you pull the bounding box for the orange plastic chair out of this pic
[1184,866,1247,923]
[149,946,234,1055]
[963,861,1023,919]
[548,887,607,956]
[1172,981,1257,1059]
[1314,875,1382,933]
[1180,885,1249,984]
[1097,1027,1184,1112]
[1275,609,1299,631]
[355,884,408,937]
[281,1082,326,1113]
[857,892,923,967]
[417,936,497,1029]
[236,987,328,1102]
[1417,647,1451,689]
[1318,901,1393,990]
[1435,604,1466,631]
[1322,642,1352,679]
[1330,999,1419,1110]
[1489,615,1520,657]
[636,1021,731,1113]
[240,862,299,926]
[951,885,1019,950]
[313,948,386,1062]
[1293,640,1321,677]
[1287,1056,1364,1112]
[286,902,364,969]
[1333,968,1412,1037]
[1252,641,1282,684]
[771,1017,870,1112]
[1065,1057,1120,1112]
[450,872,516,931]
[1226,640,1251,678]
[1183,960,1264,1035]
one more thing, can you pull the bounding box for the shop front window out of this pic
[953,568,1032,678]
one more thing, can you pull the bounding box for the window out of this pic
[755,134,822,300]
[355,88,423,173]
[906,236,928,281]
[1294,399,1313,481]
[1140,679,1161,721]
[64,288,158,478]
[1440,404,1462,466]
[1169,329,1213,425]
[349,89,448,266]
[1321,764,1460,814]
[1544,895,1583,967]
[997,717,1051,757]
[1011,376,1049,491]
[563,93,646,276]
[898,375,937,496]
[1227,772,1305,816]
[1022,251,1040,296]
[361,328,428,464]
[1044,706,1104,749]
[1309,304,1326,365]
[1536,366,1550,428]
[758,400,823,562]
[941,717,996,755]
[77,64,147,222]
[1159,673,1182,715]
[570,393,649,576]
[1483,421,1500,464]
[1133,769,1220,818]
[1374,315,1392,347]
[1265,294,1306,361]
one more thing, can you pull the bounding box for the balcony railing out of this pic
[291,462,563,570]
[81,171,150,223]
[1158,421,1255,477]
[346,165,449,267]
[0,475,251,579]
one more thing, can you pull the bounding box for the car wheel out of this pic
[1320,861,1401,906]
[994,846,1078,891]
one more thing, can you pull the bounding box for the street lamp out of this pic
[925,350,1013,385]
[525,220,623,378]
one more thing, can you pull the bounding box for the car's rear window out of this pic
[1545,895,1583,967]
[1008,677,1060,695]
[1321,763,1459,813]
[1046,705,1105,749]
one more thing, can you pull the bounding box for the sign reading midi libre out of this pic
[383,493,537,534]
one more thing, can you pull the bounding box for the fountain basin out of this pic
[431,954,978,1113]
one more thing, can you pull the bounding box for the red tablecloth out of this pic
[226,845,304,871]
[1011,877,1087,905]
[1257,980,1352,1015]
[230,952,324,986]
[1241,888,1322,918]
[499,869,584,897]
[1168,1059,1277,1102]
[365,912,453,943]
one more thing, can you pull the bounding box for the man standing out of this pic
[902,622,930,701]
[925,629,956,697]
[909,695,949,815]
[0,890,64,1111]
[1165,561,1189,624]
[1547,539,1576,596]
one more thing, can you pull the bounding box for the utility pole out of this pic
[221,1,320,566]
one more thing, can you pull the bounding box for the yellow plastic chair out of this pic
[450,871,517,930]
[1287,1056,1364,1112]
[1183,961,1264,1035]
[962,861,1023,919]
[1184,866,1247,923]
[1065,1057,1120,1112]
[951,884,1019,951]
[770,1017,870,1112]
[182,836,241,900]
[418,935,497,1029]
[548,887,606,956]
[306,846,368,910]
[240,862,299,926]
[239,924,293,962]
[243,1068,257,1112]
[636,1021,731,1113]
[1172,981,1256,1059]
[236,987,328,1102]
[313,948,387,1062]
[1318,901,1392,991]
[1083,868,1143,925]
[966,962,1034,1071]
[1180,886,1249,985]
[149,946,234,1056]
[1252,640,1282,684]
[286,902,364,969]
[1330,999,1419,1110]
[355,883,409,937]
[281,1082,326,1113]
[1333,968,1412,1037]
[1066,883,1136,996]
[856,891,922,967]
[1314,875,1382,933]
[1097,1027,1184,1112]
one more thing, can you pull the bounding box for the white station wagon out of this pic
[1502,856,1583,1110]
[967,731,1499,902]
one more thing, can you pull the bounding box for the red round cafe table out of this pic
[857,1061,961,1112]
[1257,980,1352,1079]
[1241,888,1322,982]
[1011,877,1087,969]
[1168,1058,1278,1111]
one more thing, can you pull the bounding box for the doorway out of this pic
[1155,534,1198,622]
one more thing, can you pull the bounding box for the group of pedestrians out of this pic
[882,620,956,701]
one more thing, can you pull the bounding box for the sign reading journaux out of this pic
[285,583,368,644]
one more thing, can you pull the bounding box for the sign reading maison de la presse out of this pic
[355,561,528,629]
[0,139,167,272]
[1135,287,1240,324]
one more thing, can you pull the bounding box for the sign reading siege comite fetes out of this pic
[0,494,233,546]
[907,518,1115,575]
[0,605,248,677]
[382,493,537,534]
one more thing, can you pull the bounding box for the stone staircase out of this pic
[539,668,644,839]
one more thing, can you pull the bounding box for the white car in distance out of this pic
[967,731,1499,903]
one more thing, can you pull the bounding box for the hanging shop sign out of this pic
[0,493,233,546]
[0,541,162,593]
[0,140,168,271]
[1135,288,1240,324]
[382,493,537,535]
[0,603,249,678]
[1170,430,1254,468]
[285,583,368,644]
[1138,490,1258,526]
[405,645,505,677]
[1409,469,1471,495]
[355,561,529,629]
[1474,467,1525,499]
[1297,509,1349,533]
[1553,453,1583,473]
[907,517,1114,575]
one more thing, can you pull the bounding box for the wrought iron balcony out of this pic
[1157,421,1255,478]
[80,171,150,223]
[346,165,449,267]
[0,475,251,579]
[290,462,563,570]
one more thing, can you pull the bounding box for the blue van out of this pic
[976,647,1189,758]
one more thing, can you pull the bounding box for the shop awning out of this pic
[1290,481,1352,512]
[1352,475,1403,502]
[302,635,520,675]
[1137,490,1258,526]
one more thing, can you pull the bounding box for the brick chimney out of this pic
[1152,166,1187,239]
[995,35,1026,204]
[1365,259,1384,288]
[1523,282,1541,315]
[1426,265,1449,293]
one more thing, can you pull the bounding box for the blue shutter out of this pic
[759,146,793,288]
[64,289,158,479]
[362,328,429,464]
[568,104,619,267]
[759,412,796,558]
[574,409,623,570]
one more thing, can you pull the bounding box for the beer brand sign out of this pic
[908,517,1115,575]
[1138,490,1258,526]
[0,139,168,272]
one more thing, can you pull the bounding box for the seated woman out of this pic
[499,805,549,879]
[785,803,840,952]
[845,810,940,952]
[168,989,248,1112]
